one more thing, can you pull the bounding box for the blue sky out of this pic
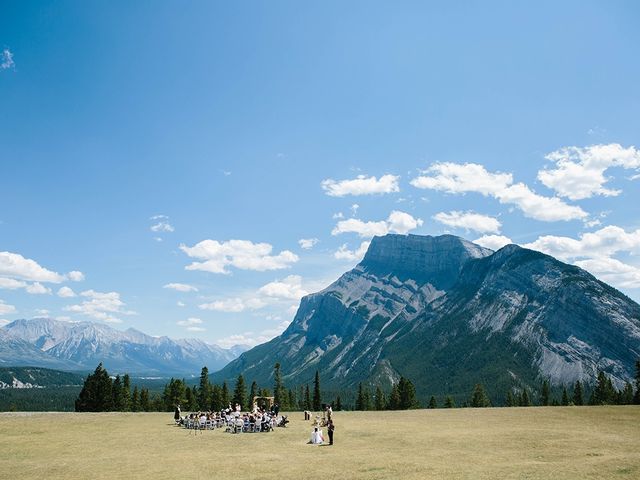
[1,1,639,348]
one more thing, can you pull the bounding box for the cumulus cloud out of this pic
[163,283,198,292]
[57,286,76,298]
[410,162,587,222]
[321,174,400,197]
[67,271,85,282]
[177,317,205,332]
[298,238,319,250]
[199,297,266,313]
[1,49,14,70]
[433,211,501,234]
[0,251,66,283]
[214,320,292,348]
[180,239,299,274]
[25,282,52,295]
[64,289,134,324]
[0,277,27,290]
[539,144,640,200]
[473,235,512,251]
[334,241,371,262]
[177,301,186,307]
[0,300,16,315]
[257,275,308,300]
[574,257,640,289]
[332,211,423,238]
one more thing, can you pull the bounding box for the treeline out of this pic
[1,386,81,412]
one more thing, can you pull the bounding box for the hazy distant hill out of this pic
[213,234,640,402]
[1,318,248,376]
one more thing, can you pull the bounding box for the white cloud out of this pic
[150,215,169,220]
[334,241,371,262]
[0,318,10,327]
[55,316,73,322]
[332,212,344,219]
[0,277,27,290]
[199,297,266,313]
[57,286,76,298]
[473,235,512,251]
[150,221,174,233]
[298,238,319,250]
[332,211,423,238]
[321,174,400,197]
[177,317,205,331]
[180,239,299,274]
[64,289,134,324]
[433,211,501,234]
[0,300,16,315]
[410,162,587,222]
[539,144,640,200]
[35,309,49,316]
[1,49,14,70]
[258,275,308,300]
[0,251,65,283]
[67,271,85,282]
[574,257,640,289]
[177,301,186,307]
[215,320,291,348]
[351,204,360,215]
[163,283,198,292]
[25,282,52,295]
[523,226,640,262]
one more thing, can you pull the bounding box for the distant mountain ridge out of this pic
[212,234,640,402]
[0,318,248,375]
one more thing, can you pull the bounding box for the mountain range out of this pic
[212,234,640,402]
[0,318,247,376]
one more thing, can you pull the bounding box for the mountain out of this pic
[0,366,84,389]
[212,234,640,402]
[1,318,246,375]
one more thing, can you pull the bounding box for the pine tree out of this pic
[428,396,437,409]
[198,366,211,410]
[75,363,114,412]
[185,386,194,411]
[355,383,365,411]
[250,381,259,406]
[232,374,247,410]
[573,380,584,406]
[112,375,124,411]
[374,386,386,411]
[520,389,531,407]
[505,391,515,407]
[620,382,634,405]
[541,379,550,406]
[221,381,230,408]
[131,386,140,412]
[633,360,640,405]
[312,371,322,411]
[273,363,287,409]
[387,383,400,410]
[304,384,311,410]
[335,395,342,411]
[122,374,131,411]
[471,384,491,408]
[398,377,419,409]
[210,384,223,411]
[288,388,296,410]
[444,396,455,408]
[591,371,616,405]
[561,387,569,406]
[140,388,150,412]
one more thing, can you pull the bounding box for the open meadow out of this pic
[2,406,640,480]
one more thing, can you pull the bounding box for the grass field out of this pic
[2,406,639,480]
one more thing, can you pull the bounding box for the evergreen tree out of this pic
[634,360,640,405]
[250,381,259,406]
[561,387,569,406]
[112,375,124,411]
[288,388,297,410]
[573,380,584,406]
[312,370,322,411]
[620,382,634,405]
[304,384,311,410]
[398,377,419,409]
[232,374,247,410]
[122,374,131,411]
[541,379,550,406]
[428,396,437,409]
[162,378,186,411]
[374,386,386,411]
[140,388,150,412]
[210,384,223,411]
[75,363,114,412]
[131,386,140,412]
[221,381,230,407]
[185,386,194,411]
[298,385,305,410]
[355,383,365,411]
[505,391,515,407]
[273,363,287,409]
[335,395,342,411]
[387,383,400,410]
[591,371,616,405]
[444,396,455,408]
[520,389,531,407]
[198,366,211,410]
[470,384,491,408]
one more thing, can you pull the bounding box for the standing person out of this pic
[327,418,335,445]
[174,404,181,423]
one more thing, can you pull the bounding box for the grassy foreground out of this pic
[2,406,639,480]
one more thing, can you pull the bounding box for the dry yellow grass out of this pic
[1,406,639,480]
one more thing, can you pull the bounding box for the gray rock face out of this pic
[213,234,640,401]
[1,318,245,375]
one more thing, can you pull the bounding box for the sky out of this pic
[1,1,639,348]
